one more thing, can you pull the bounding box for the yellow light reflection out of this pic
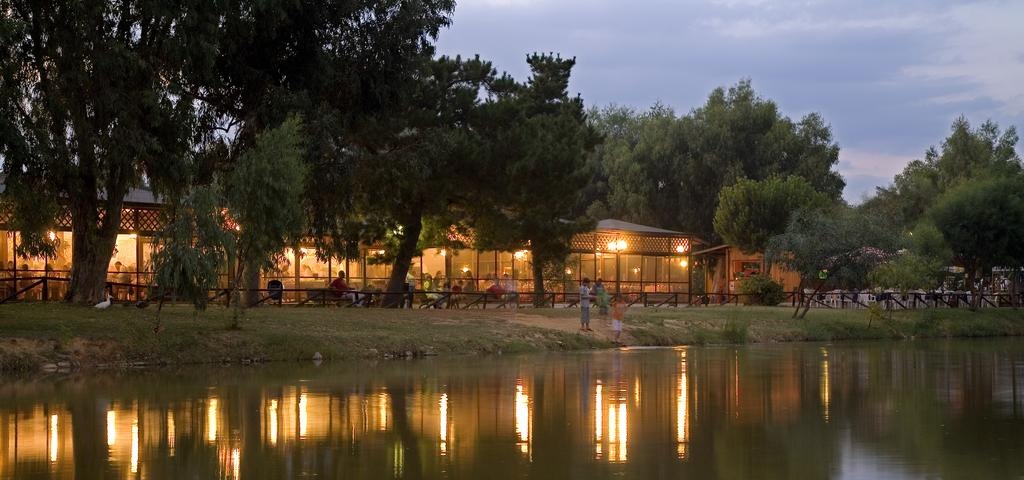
[269,399,279,446]
[821,348,831,422]
[231,447,240,479]
[107,409,116,446]
[634,377,641,406]
[299,393,308,439]
[617,403,627,462]
[377,392,390,431]
[677,351,689,459]
[393,440,404,478]
[168,411,176,457]
[515,380,531,456]
[594,381,603,459]
[208,398,219,443]
[49,414,58,463]
[439,393,449,455]
[130,420,139,474]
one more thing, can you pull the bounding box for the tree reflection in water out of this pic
[2,340,1024,479]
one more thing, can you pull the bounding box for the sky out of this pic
[435,0,1024,203]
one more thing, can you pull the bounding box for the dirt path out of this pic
[505,311,630,344]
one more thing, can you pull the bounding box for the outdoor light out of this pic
[439,249,447,257]
[679,259,688,268]
[675,245,686,253]
[565,268,573,275]
[461,266,470,273]
[514,250,527,260]
[606,239,628,252]
[47,231,57,242]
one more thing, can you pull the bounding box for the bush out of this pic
[738,275,785,306]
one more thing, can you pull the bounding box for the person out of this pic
[503,273,518,309]
[611,295,627,344]
[330,270,357,304]
[594,278,609,316]
[579,278,595,331]
[485,278,505,299]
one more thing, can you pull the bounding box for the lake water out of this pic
[3,340,1024,479]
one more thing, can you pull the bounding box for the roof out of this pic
[0,174,161,205]
[595,219,684,235]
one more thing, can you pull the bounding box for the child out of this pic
[611,295,627,344]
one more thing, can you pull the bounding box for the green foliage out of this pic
[714,175,829,254]
[471,53,599,305]
[153,186,235,310]
[869,222,951,291]
[929,176,1024,290]
[866,117,1020,228]
[225,116,308,276]
[721,320,750,344]
[738,275,785,306]
[767,207,899,289]
[585,80,844,240]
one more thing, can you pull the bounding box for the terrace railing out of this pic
[1,276,1021,310]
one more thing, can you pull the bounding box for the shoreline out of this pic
[1,303,1023,373]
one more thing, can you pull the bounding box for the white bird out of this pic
[93,293,112,309]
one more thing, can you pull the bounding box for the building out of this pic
[0,185,705,302]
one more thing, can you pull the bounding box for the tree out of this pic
[0,1,215,303]
[586,80,844,240]
[151,185,235,328]
[868,222,951,292]
[865,117,1020,228]
[713,175,829,257]
[929,176,1024,310]
[224,117,308,313]
[473,53,599,306]
[767,207,899,318]
[341,55,496,306]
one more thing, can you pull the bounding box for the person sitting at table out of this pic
[485,279,505,299]
[330,270,357,304]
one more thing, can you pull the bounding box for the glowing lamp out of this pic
[565,268,573,275]
[461,266,470,273]
[439,249,447,257]
[675,245,686,253]
[679,259,688,268]
[47,231,57,242]
[514,250,527,260]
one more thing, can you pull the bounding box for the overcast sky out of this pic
[435,0,1024,203]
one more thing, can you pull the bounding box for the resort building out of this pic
[0,186,706,302]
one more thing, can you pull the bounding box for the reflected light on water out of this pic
[106,409,116,446]
[515,380,531,456]
[168,411,176,457]
[377,392,390,431]
[268,399,278,446]
[232,447,240,479]
[594,381,603,459]
[821,348,831,422]
[299,393,308,439]
[48,414,57,463]
[208,398,219,443]
[130,420,139,474]
[677,351,689,459]
[439,393,449,455]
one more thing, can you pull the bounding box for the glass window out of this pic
[298,247,331,289]
[597,253,616,284]
[580,254,595,282]
[451,249,478,292]
[478,251,497,283]
[422,248,447,288]
[670,256,690,293]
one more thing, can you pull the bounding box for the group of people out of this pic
[578,278,627,343]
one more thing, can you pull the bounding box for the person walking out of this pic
[579,278,595,331]
[594,278,609,316]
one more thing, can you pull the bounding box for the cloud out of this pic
[838,148,915,179]
[904,2,1024,115]
[701,13,933,38]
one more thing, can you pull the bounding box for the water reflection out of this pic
[3,341,1024,478]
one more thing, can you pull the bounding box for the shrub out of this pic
[738,275,785,306]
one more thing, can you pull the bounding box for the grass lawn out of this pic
[1,302,1023,372]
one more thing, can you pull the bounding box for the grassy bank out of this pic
[1,303,1023,372]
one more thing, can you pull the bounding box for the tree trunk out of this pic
[531,252,546,308]
[966,266,979,311]
[383,213,423,308]
[242,262,261,307]
[67,194,123,304]
[792,277,806,319]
